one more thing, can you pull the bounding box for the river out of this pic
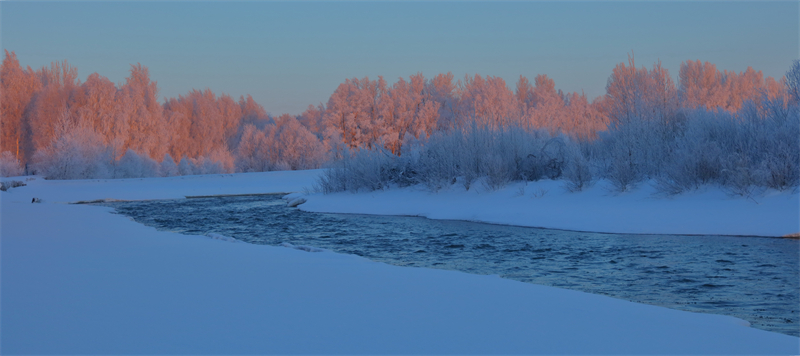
[99,194,800,337]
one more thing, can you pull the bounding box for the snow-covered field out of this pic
[2,171,798,354]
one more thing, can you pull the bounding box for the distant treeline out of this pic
[0,50,794,187]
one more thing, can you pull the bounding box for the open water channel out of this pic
[99,194,800,337]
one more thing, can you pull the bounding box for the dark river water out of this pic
[99,194,800,337]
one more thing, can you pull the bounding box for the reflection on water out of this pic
[100,194,800,337]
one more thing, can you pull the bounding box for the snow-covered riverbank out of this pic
[300,178,800,237]
[4,169,797,237]
[2,171,798,354]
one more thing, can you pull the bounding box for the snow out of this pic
[0,170,321,204]
[287,197,307,207]
[2,171,799,354]
[301,179,800,237]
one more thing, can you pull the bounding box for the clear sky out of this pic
[2,1,797,115]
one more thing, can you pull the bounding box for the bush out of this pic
[319,123,588,193]
[317,146,395,193]
[563,143,593,192]
[32,125,113,180]
[178,157,193,176]
[160,154,179,177]
[0,151,24,177]
[116,149,160,178]
[0,180,26,191]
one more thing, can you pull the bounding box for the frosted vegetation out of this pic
[1,50,797,195]
[320,96,798,195]
[321,58,799,195]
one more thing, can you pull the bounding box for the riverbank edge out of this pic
[296,178,799,238]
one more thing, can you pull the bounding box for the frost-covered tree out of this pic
[562,92,608,139]
[4,51,794,189]
[239,94,269,124]
[297,103,326,139]
[162,88,243,161]
[600,54,681,189]
[32,113,112,180]
[455,74,520,129]
[323,77,385,149]
[515,75,607,138]
[679,60,727,110]
[162,96,192,161]
[376,73,439,154]
[605,54,678,125]
[235,115,326,171]
[272,114,326,169]
[118,64,166,159]
[26,60,80,161]
[407,73,440,145]
[787,60,800,104]
[1,50,41,163]
[76,73,121,144]
[200,147,235,174]
[529,74,566,131]
[235,123,271,172]
[426,72,458,131]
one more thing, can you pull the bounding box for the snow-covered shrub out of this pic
[416,125,560,190]
[752,100,799,190]
[0,151,24,177]
[656,141,723,195]
[533,136,570,181]
[720,98,799,193]
[204,148,235,174]
[182,149,235,175]
[32,123,112,180]
[160,154,179,177]
[645,97,799,195]
[653,109,727,194]
[0,180,26,191]
[563,143,593,192]
[178,157,193,176]
[272,160,292,172]
[415,129,463,190]
[189,157,223,175]
[600,118,657,192]
[116,149,160,178]
[319,123,587,193]
[317,146,395,193]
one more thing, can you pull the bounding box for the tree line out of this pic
[0,50,793,183]
[319,57,798,195]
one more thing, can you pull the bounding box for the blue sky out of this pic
[2,1,797,115]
